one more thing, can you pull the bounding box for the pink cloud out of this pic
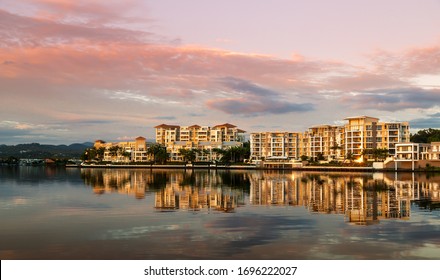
[1,0,440,144]
[370,45,440,77]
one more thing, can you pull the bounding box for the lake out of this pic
[1,166,439,260]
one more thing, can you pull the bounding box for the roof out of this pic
[188,124,201,128]
[212,123,237,129]
[344,116,379,121]
[154,124,180,129]
[135,136,146,140]
[309,124,340,129]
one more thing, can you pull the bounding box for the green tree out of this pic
[361,148,389,161]
[316,152,325,161]
[346,152,354,162]
[410,128,440,143]
[81,148,97,162]
[179,148,197,163]
[108,146,120,157]
[96,147,105,161]
[147,144,169,164]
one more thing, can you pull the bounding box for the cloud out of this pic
[340,88,440,111]
[371,45,440,77]
[153,116,176,120]
[1,0,440,144]
[206,77,314,116]
[409,115,440,129]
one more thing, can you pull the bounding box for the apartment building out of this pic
[250,116,410,162]
[305,125,343,160]
[377,122,411,154]
[93,136,149,162]
[343,116,379,159]
[344,116,410,160]
[428,142,440,160]
[155,124,180,146]
[394,142,440,170]
[155,123,246,162]
[210,123,246,142]
[249,132,301,161]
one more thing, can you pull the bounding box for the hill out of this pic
[0,142,93,159]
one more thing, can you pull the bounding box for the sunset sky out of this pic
[1,0,440,145]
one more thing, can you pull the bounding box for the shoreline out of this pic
[66,164,439,172]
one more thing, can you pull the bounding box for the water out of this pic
[1,166,439,260]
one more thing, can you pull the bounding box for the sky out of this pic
[1,0,440,145]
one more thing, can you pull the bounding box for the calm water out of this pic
[1,166,439,260]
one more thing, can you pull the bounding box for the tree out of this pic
[96,147,105,161]
[108,146,120,157]
[82,148,97,162]
[147,144,169,164]
[316,152,325,161]
[212,148,226,162]
[345,152,354,162]
[361,148,388,161]
[179,148,196,163]
[219,146,249,163]
[410,128,440,143]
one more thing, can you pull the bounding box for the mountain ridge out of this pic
[0,142,93,158]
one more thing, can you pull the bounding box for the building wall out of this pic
[250,132,300,161]
[155,123,246,162]
[250,116,410,162]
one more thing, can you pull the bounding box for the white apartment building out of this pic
[93,136,149,162]
[250,132,300,161]
[427,142,440,160]
[344,116,410,160]
[394,142,440,170]
[305,125,343,160]
[155,124,180,146]
[250,116,410,162]
[155,123,246,162]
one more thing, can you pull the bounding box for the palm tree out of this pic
[147,144,169,164]
[179,148,196,163]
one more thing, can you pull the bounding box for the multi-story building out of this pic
[250,116,410,162]
[343,116,410,160]
[93,136,149,162]
[377,122,411,154]
[343,116,380,159]
[210,123,246,142]
[393,142,440,170]
[249,132,300,161]
[155,123,246,162]
[155,124,180,146]
[428,142,440,160]
[305,125,342,160]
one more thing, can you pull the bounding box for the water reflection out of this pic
[80,169,440,225]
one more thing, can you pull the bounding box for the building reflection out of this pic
[81,169,246,212]
[80,169,440,224]
[248,171,440,225]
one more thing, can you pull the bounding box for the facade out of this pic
[344,116,410,160]
[427,142,440,160]
[393,142,440,170]
[93,137,149,162]
[249,132,300,161]
[154,124,180,146]
[155,123,246,162]
[343,116,380,159]
[305,125,342,160]
[250,116,411,162]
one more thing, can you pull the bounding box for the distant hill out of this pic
[0,142,93,159]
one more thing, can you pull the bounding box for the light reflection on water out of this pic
[0,166,439,260]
